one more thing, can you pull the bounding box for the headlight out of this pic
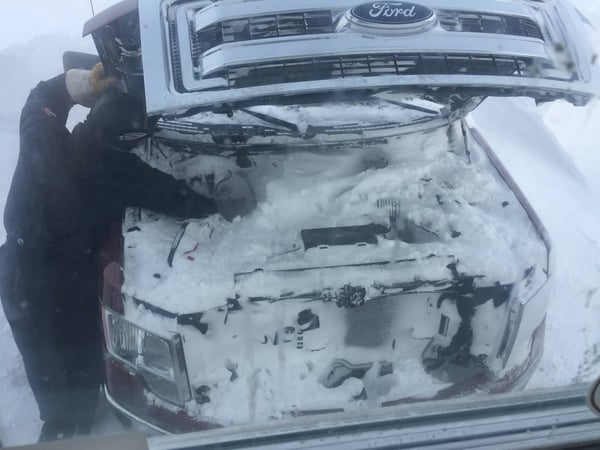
[103,307,192,406]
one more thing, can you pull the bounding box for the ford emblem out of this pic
[342,2,437,34]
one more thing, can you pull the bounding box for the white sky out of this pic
[0,0,120,50]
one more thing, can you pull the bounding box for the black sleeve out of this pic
[18,74,74,177]
[114,152,218,218]
[20,74,74,138]
[4,75,74,237]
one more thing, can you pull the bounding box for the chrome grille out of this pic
[176,10,544,92]
[214,53,532,89]
[141,0,598,113]
[437,11,544,40]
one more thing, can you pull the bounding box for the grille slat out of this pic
[217,53,533,89]
[213,10,335,47]
[435,10,544,40]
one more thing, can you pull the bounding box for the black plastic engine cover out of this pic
[301,224,389,250]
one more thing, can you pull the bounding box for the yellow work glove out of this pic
[66,63,117,108]
[89,63,117,97]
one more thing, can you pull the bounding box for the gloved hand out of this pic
[66,63,117,107]
[214,170,257,221]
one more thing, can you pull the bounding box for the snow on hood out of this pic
[121,124,547,314]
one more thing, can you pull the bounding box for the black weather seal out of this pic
[177,313,209,335]
[167,221,190,267]
[133,297,177,319]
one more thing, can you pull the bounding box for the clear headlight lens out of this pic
[103,307,191,406]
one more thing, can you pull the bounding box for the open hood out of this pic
[104,0,600,118]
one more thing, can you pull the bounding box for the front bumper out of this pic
[103,308,546,434]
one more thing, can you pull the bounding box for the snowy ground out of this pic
[0,0,599,446]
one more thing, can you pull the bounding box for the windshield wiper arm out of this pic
[381,99,446,116]
[240,108,300,133]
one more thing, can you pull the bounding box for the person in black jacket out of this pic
[0,66,253,442]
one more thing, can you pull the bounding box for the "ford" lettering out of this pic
[369,3,417,19]
[349,1,435,27]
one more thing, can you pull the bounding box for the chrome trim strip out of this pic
[177,6,198,107]
[193,0,533,32]
[104,385,171,435]
[197,33,550,79]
